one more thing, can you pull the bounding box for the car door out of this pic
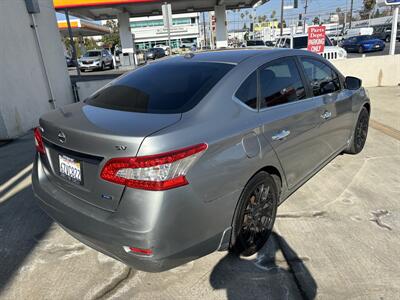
[299,57,353,154]
[257,57,326,189]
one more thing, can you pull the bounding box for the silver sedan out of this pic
[32,49,370,272]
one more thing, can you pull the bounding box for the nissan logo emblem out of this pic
[58,131,66,144]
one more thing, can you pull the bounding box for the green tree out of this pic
[101,20,120,48]
[313,16,320,25]
[359,0,376,20]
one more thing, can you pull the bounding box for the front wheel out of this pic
[230,172,278,256]
[345,107,369,154]
[358,46,364,54]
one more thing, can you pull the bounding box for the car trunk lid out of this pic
[39,102,181,211]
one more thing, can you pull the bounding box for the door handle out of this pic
[272,130,291,141]
[321,111,332,120]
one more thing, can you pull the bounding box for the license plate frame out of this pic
[59,154,83,185]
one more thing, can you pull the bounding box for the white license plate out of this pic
[59,155,82,184]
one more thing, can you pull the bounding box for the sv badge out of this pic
[115,145,127,151]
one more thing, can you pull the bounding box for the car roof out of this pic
[178,49,290,64]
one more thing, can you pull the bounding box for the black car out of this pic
[372,24,400,42]
[145,48,166,60]
[65,56,74,67]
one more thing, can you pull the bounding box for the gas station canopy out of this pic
[53,0,261,19]
[58,18,111,36]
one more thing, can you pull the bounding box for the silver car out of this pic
[33,49,370,272]
[78,49,114,71]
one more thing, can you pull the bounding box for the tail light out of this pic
[34,127,45,154]
[100,143,208,191]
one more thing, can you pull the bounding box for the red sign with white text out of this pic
[307,26,326,53]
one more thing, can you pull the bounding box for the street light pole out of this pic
[349,0,354,29]
[303,0,308,33]
[389,5,399,55]
[280,0,284,36]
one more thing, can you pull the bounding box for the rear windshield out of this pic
[85,61,234,114]
[84,51,101,57]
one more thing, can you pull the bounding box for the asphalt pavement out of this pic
[0,87,399,299]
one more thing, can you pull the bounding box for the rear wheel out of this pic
[101,62,105,70]
[385,36,390,43]
[230,172,278,256]
[345,107,369,154]
[110,61,114,69]
[358,46,364,54]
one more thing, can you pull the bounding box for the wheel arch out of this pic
[227,165,282,250]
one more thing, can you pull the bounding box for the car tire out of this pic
[230,171,278,256]
[385,36,390,43]
[110,61,114,69]
[358,46,364,54]
[101,62,105,70]
[345,107,370,155]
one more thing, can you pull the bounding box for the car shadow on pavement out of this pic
[209,232,317,300]
[0,135,53,292]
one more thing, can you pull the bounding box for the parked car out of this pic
[78,49,114,72]
[155,44,170,55]
[275,34,348,60]
[372,24,400,42]
[146,48,166,60]
[341,35,385,53]
[244,40,266,47]
[65,56,74,68]
[33,49,370,272]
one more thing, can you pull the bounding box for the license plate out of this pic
[59,155,82,184]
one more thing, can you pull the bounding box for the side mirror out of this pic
[320,81,337,94]
[345,76,362,90]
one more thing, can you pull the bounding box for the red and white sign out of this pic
[307,26,326,53]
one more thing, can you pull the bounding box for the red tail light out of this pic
[124,246,153,256]
[100,143,208,191]
[34,127,45,154]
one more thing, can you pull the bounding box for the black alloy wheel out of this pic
[231,172,278,256]
[346,107,369,154]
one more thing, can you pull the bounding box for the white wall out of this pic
[0,0,74,139]
[332,55,400,87]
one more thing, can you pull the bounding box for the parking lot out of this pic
[0,86,399,299]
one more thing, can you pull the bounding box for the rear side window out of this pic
[259,57,306,109]
[300,58,341,96]
[86,61,233,114]
[235,72,257,109]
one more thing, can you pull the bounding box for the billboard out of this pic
[53,0,158,9]
[307,26,326,54]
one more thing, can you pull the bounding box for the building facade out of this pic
[130,13,200,50]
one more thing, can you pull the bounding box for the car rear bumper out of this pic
[32,155,234,272]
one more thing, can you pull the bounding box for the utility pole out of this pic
[202,12,207,49]
[349,0,354,29]
[280,0,284,36]
[303,0,308,33]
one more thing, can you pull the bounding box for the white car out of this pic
[275,34,347,60]
[343,27,374,39]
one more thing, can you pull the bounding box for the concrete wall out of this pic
[76,79,112,100]
[332,55,400,88]
[0,0,74,139]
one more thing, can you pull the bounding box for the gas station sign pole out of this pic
[385,0,400,55]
